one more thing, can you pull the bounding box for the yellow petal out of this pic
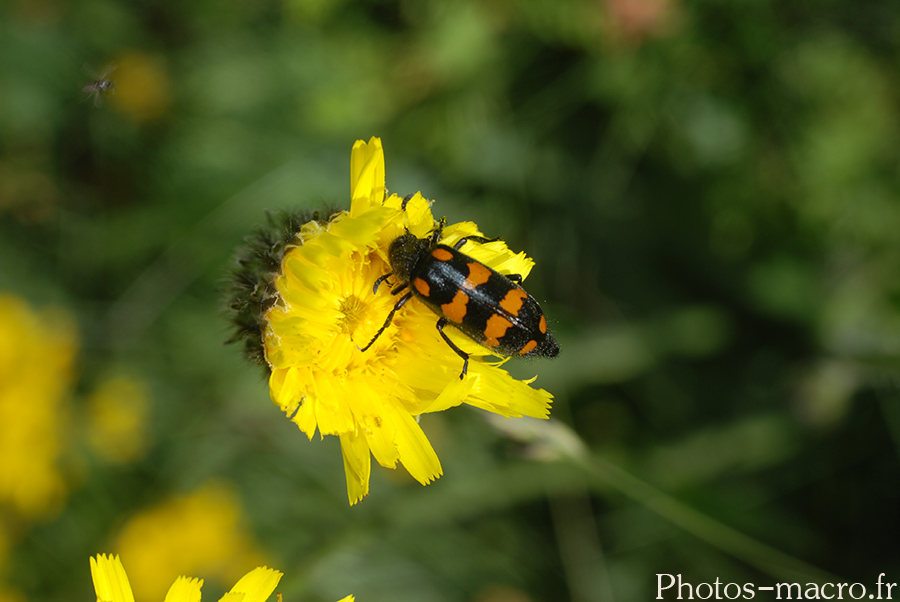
[383,193,434,238]
[425,372,478,414]
[387,404,442,485]
[221,567,283,602]
[163,577,203,602]
[350,137,385,214]
[268,367,302,417]
[330,205,397,247]
[90,555,135,602]
[340,430,372,504]
[310,375,357,436]
[465,363,553,419]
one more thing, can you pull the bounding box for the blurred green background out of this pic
[1,0,899,600]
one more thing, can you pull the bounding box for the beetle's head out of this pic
[388,232,429,282]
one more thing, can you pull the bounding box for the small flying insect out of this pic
[82,65,117,107]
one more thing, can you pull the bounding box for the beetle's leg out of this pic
[436,317,469,379]
[453,235,500,251]
[359,290,412,352]
[506,273,523,283]
[401,192,415,210]
[373,272,393,294]
[427,217,447,245]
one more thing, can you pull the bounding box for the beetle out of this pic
[360,205,559,379]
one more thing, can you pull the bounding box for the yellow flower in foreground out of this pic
[112,483,266,602]
[0,293,77,518]
[227,137,554,504]
[90,554,286,602]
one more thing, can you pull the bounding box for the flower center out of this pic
[338,294,366,336]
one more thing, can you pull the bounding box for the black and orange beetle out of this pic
[360,203,559,378]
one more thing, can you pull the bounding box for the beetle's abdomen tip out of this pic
[539,336,560,358]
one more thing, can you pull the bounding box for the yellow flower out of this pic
[85,375,151,464]
[0,587,26,602]
[108,52,172,122]
[229,137,555,504]
[111,483,267,602]
[89,554,286,602]
[0,293,77,518]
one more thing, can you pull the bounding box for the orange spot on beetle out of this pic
[538,314,547,334]
[441,290,469,323]
[462,262,491,290]
[484,314,514,347]
[432,248,454,261]
[500,288,528,315]
[414,277,430,296]
[519,340,538,354]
